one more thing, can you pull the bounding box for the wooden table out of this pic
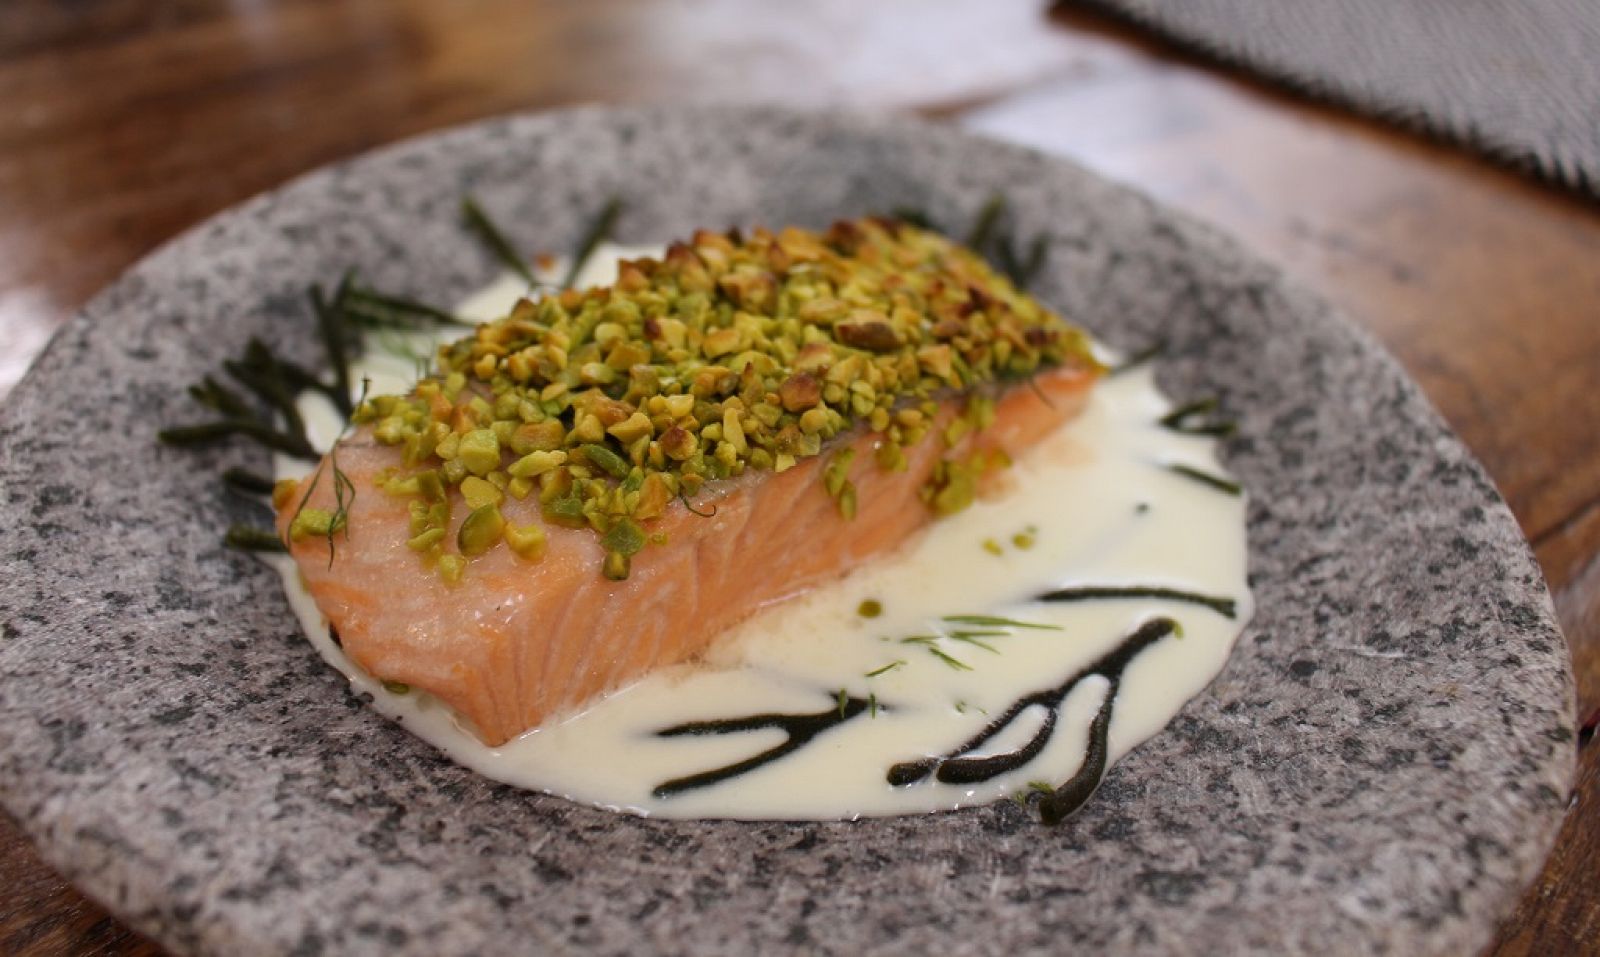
[2,1,1595,952]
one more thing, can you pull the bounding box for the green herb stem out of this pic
[562,197,623,290]
[159,420,316,459]
[221,467,277,495]
[462,194,535,285]
[224,524,286,553]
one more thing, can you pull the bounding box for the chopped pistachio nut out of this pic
[505,523,547,561]
[347,219,1099,579]
[458,504,506,557]
[272,479,300,511]
[289,507,344,541]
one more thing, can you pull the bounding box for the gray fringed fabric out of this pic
[1060,0,1600,200]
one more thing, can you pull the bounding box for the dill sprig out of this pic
[864,660,906,678]
[941,614,1060,631]
[947,631,1002,654]
[462,194,535,285]
[562,197,623,289]
[927,647,973,672]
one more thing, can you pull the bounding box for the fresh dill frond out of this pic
[941,614,1061,631]
[948,633,1000,654]
[926,647,973,672]
[864,660,905,678]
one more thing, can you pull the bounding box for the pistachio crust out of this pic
[350,218,1100,578]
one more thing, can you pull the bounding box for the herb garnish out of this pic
[1158,397,1237,438]
[1165,463,1244,496]
[864,660,905,678]
[561,197,623,289]
[462,194,535,286]
[941,614,1060,631]
[223,524,287,553]
[889,617,1178,825]
[221,467,276,496]
[1108,340,1165,376]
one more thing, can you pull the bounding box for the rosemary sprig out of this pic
[562,197,623,290]
[224,524,286,553]
[158,420,315,459]
[310,276,354,416]
[996,233,1051,289]
[187,377,252,418]
[462,194,534,285]
[890,206,941,232]
[1166,463,1243,496]
[1158,397,1237,438]
[341,287,467,328]
[221,467,276,496]
[966,193,1006,250]
[223,339,312,452]
[1110,340,1165,375]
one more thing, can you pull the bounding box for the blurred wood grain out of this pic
[0,1,1593,954]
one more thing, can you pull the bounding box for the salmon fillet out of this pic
[280,366,1092,745]
[277,220,1101,745]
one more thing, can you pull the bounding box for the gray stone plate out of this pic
[0,106,1575,956]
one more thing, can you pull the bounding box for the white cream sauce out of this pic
[272,245,1254,821]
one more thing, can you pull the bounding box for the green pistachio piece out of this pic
[602,550,631,580]
[457,503,506,557]
[289,508,344,541]
[457,429,501,476]
[581,443,630,479]
[508,449,567,479]
[438,553,465,584]
[460,475,503,509]
[504,523,547,560]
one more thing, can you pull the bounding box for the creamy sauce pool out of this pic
[272,245,1254,821]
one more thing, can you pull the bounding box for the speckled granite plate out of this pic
[0,106,1576,956]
